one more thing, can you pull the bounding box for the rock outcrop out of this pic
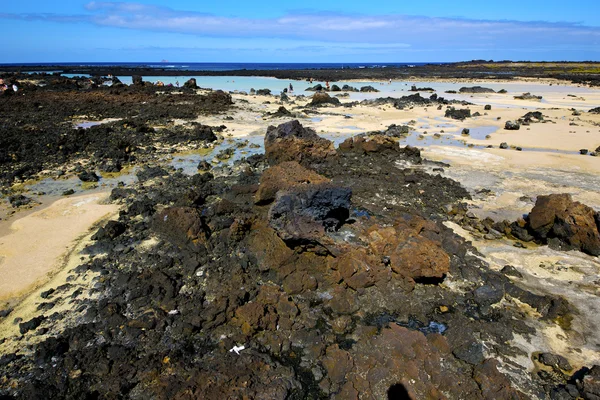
[255,161,330,204]
[264,120,336,166]
[526,193,600,255]
[309,92,341,107]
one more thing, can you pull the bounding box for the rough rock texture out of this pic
[0,114,582,400]
[338,135,420,162]
[255,161,330,204]
[309,92,341,107]
[268,184,352,243]
[459,86,496,93]
[445,108,472,120]
[526,193,600,255]
[505,121,521,130]
[264,120,336,166]
[183,78,198,89]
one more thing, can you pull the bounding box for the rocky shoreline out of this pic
[2,61,600,86]
[1,73,600,399]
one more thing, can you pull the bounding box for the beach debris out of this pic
[229,345,246,355]
[504,121,520,130]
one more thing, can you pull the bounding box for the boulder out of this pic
[132,75,143,86]
[197,160,212,171]
[255,161,330,204]
[582,365,600,399]
[527,193,600,255]
[589,107,600,114]
[205,90,233,107]
[309,92,341,107]
[360,85,379,93]
[78,170,100,182]
[264,120,336,166]
[366,216,450,283]
[504,121,520,130]
[338,135,400,154]
[280,92,290,102]
[445,108,471,120]
[256,88,272,96]
[459,86,495,93]
[385,124,410,137]
[499,142,509,149]
[8,194,32,208]
[268,184,352,243]
[268,106,292,118]
[341,84,358,92]
[331,84,341,92]
[92,220,126,240]
[520,111,543,123]
[305,84,324,92]
[183,78,198,89]
[192,125,218,142]
[484,104,492,110]
[152,207,210,249]
[514,92,542,101]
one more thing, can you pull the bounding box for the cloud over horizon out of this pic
[1,1,599,62]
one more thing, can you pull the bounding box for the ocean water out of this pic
[8,62,436,71]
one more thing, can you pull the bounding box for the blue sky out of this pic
[1,0,599,63]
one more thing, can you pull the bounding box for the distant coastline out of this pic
[1,61,599,86]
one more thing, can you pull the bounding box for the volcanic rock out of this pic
[152,207,211,249]
[445,108,471,120]
[459,86,496,93]
[360,85,379,93]
[309,92,341,107]
[78,170,100,182]
[264,120,336,166]
[268,184,352,243]
[505,121,520,130]
[255,161,330,204]
[527,193,600,255]
[514,92,542,101]
[183,78,198,89]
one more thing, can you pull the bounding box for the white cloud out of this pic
[1,1,599,56]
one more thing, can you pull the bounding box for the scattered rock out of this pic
[445,108,471,120]
[504,121,520,130]
[78,170,100,182]
[360,85,379,93]
[8,194,32,208]
[514,92,542,101]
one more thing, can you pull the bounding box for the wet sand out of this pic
[0,192,118,306]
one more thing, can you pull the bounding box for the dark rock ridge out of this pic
[0,77,233,185]
[459,86,496,93]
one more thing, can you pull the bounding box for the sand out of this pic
[0,192,118,305]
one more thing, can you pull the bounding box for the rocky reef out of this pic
[1,118,597,400]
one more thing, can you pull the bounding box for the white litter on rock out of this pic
[229,345,245,355]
